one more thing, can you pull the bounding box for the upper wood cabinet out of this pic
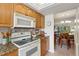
[14,4,27,16]
[0,4,13,27]
[40,15,45,29]
[14,4,34,17]
[36,13,45,29]
[26,8,33,17]
[0,3,44,28]
[36,13,41,28]
[14,4,45,29]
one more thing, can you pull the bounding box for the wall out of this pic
[44,14,54,53]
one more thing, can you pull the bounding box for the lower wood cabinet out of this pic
[40,37,48,56]
[40,31,48,56]
[3,49,18,56]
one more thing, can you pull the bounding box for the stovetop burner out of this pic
[14,38,32,46]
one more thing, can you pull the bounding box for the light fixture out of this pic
[74,19,79,23]
[65,20,71,23]
[60,21,64,24]
[74,20,77,23]
[78,26,79,28]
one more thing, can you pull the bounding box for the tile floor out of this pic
[46,43,75,56]
[46,47,75,56]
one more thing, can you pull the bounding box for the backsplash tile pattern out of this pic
[12,28,34,33]
[0,28,10,32]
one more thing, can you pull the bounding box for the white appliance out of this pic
[11,32,40,56]
[13,12,36,28]
[18,40,40,56]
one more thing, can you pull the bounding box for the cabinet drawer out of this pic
[3,49,18,56]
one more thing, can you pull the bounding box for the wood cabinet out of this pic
[14,3,45,29]
[14,4,34,17]
[14,4,27,16]
[40,37,48,56]
[0,4,13,27]
[35,13,45,29]
[36,13,41,28]
[40,31,48,56]
[40,15,45,28]
[0,3,45,28]
[3,49,18,56]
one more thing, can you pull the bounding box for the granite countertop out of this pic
[0,43,18,56]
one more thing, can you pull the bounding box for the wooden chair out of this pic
[69,35,74,48]
[59,33,70,49]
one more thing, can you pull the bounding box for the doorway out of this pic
[54,9,76,56]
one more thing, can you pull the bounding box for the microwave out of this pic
[13,12,36,28]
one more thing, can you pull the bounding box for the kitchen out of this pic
[0,3,79,56]
[0,3,48,56]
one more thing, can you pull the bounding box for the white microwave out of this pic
[13,12,36,28]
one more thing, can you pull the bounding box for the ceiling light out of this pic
[60,21,64,24]
[65,20,71,23]
[74,20,79,23]
[77,20,79,22]
[78,26,79,28]
[74,20,77,23]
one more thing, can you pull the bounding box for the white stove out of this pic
[11,32,40,56]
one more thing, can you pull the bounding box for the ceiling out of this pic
[54,9,76,25]
[25,3,79,26]
[54,9,76,20]
[25,3,79,15]
[26,3,54,10]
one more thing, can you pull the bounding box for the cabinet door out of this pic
[27,8,33,17]
[14,4,44,29]
[36,14,41,28]
[31,11,37,18]
[41,38,47,56]
[14,4,27,16]
[41,15,45,29]
[36,13,45,29]
[0,4,4,25]
[0,4,13,27]
[3,49,18,56]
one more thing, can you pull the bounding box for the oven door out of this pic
[19,40,40,56]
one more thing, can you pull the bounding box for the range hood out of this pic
[12,12,36,28]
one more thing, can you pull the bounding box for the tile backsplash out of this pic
[0,27,11,44]
[0,28,10,32]
[12,28,34,33]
